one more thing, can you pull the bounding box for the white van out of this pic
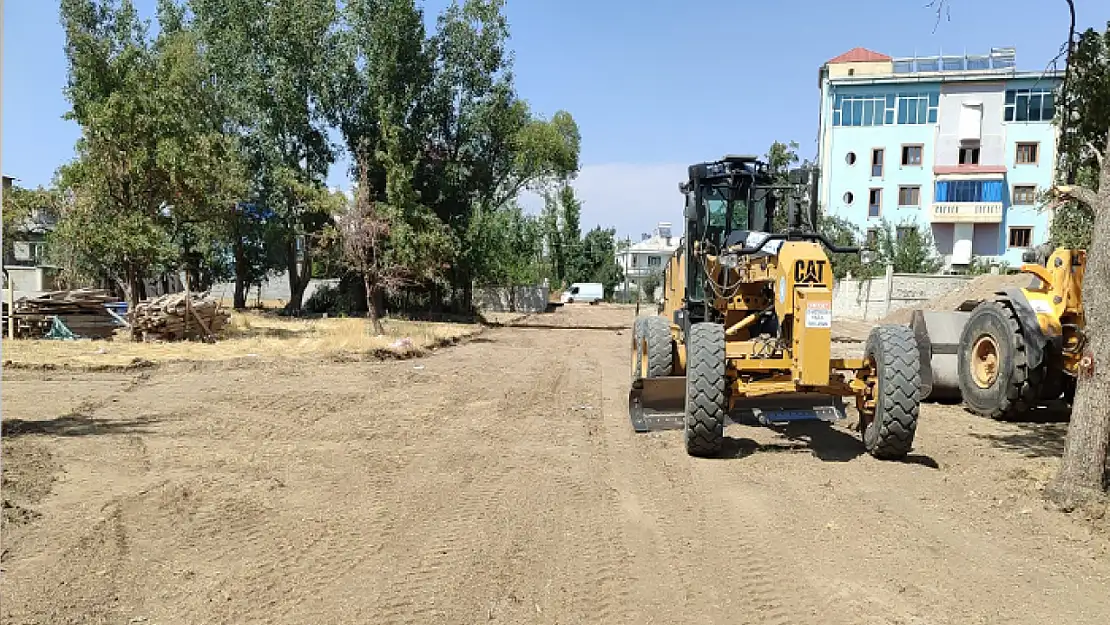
[561,282,604,304]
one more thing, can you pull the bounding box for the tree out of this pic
[817,210,878,280]
[55,0,246,306]
[1050,22,1110,248]
[334,159,410,336]
[1047,135,1110,509]
[578,226,624,298]
[190,0,340,313]
[765,140,801,232]
[875,219,944,274]
[558,183,585,282]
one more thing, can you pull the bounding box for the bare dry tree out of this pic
[337,155,410,336]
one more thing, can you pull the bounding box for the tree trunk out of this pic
[284,237,312,315]
[1046,128,1110,509]
[366,277,385,336]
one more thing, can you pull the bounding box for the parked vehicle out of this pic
[561,282,604,304]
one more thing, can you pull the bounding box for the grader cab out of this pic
[629,155,922,460]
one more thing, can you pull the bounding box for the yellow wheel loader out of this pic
[912,246,1086,420]
[628,155,922,460]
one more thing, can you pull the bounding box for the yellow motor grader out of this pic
[629,155,922,460]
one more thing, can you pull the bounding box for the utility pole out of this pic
[623,236,631,304]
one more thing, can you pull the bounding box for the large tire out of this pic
[630,317,646,384]
[862,325,920,460]
[641,316,674,378]
[956,299,1043,420]
[684,322,727,457]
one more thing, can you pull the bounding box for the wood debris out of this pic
[6,289,122,339]
[129,292,230,342]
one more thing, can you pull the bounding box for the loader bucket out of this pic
[911,308,971,402]
[629,376,686,432]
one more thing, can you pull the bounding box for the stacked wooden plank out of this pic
[11,289,122,339]
[129,292,230,342]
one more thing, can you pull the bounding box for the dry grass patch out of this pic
[1,311,481,368]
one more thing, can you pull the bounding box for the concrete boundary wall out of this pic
[833,266,974,321]
[473,285,550,313]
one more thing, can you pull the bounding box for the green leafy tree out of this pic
[875,219,943,274]
[54,0,246,306]
[578,226,624,298]
[817,210,878,279]
[765,140,800,232]
[189,0,340,312]
[1051,22,1110,248]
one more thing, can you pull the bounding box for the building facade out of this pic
[615,222,679,299]
[817,47,1062,269]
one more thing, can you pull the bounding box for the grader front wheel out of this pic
[858,325,921,460]
[684,322,727,457]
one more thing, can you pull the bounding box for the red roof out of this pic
[826,47,892,64]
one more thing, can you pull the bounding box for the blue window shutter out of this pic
[935,181,948,202]
[833,110,841,126]
[863,100,874,126]
[885,109,895,124]
[928,109,938,123]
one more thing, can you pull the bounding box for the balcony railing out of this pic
[930,202,1004,223]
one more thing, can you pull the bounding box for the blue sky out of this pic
[4,0,1109,240]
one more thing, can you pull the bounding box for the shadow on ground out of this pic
[711,421,939,468]
[1,413,158,438]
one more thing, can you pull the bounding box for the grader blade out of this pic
[628,376,686,432]
[731,393,847,426]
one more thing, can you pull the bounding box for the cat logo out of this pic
[793,259,827,284]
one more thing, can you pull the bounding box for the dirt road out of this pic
[3,304,1109,625]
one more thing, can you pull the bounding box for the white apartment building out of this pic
[615,222,680,299]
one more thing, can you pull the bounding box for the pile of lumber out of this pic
[10,289,122,339]
[129,292,230,342]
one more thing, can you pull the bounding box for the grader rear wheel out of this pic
[858,325,920,460]
[641,316,674,379]
[684,322,727,457]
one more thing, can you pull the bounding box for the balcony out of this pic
[930,202,1004,223]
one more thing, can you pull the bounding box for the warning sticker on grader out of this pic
[804,301,832,329]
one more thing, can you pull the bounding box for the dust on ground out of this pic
[881,273,1035,325]
[3,303,1108,625]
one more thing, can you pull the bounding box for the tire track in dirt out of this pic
[368,330,562,624]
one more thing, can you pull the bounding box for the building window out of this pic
[898,186,921,206]
[868,188,882,217]
[896,92,939,125]
[843,191,855,205]
[866,228,881,249]
[901,144,923,166]
[846,151,857,165]
[896,226,915,243]
[1004,89,1055,122]
[1013,185,1037,205]
[1008,227,1033,248]
[871,148,884,177]
[631,255,639,267]
[647,255,661,267]
[832,91,939,127]
[935,180,1004,203]
[1016,142,1039,165]
[833,94,888,127]
[958,146,980,165]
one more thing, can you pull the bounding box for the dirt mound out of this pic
[881,273,1034,325]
